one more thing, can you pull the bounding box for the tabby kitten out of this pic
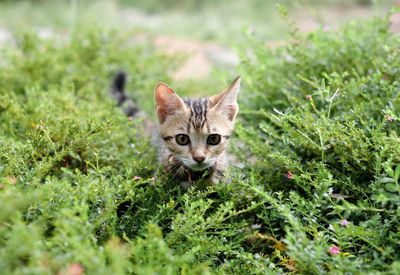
[112,72,241,187]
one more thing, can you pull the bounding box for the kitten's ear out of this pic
[210,76,241,121]
[154,82,186,124]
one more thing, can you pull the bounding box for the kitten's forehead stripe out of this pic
[200,99,209,131]
[200,118,207,129]
[184,98,209,130]
[193,100,201,128]
[187,122,191,133]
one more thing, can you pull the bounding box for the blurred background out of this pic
[0,0,397,82]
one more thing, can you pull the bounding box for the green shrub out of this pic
[1,12,399,275]
[0,25,180,274]
[236,14,400,272]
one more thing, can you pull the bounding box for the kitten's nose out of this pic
[192,156,205,164]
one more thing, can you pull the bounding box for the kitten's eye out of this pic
[207,134,221,145]
[175,134,190,145]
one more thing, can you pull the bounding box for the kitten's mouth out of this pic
[169,156,213,172]
[187,163,212,172]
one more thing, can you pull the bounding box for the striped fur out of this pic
[156,77,240,187]
[110,71,139,118]
[111,72,240,187]
[185,98,211,132]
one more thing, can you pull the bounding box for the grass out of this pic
[1,0,400,274]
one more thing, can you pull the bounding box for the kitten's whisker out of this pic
[169,161,186,181]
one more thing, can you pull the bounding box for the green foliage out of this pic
[1,12,400,275]
[236,15,400,272]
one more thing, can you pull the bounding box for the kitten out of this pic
[111,72,241,187]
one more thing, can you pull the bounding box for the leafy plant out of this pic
[1,10,399,274]
[236,13,400,272]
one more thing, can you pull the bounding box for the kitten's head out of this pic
[155,77,241,172]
